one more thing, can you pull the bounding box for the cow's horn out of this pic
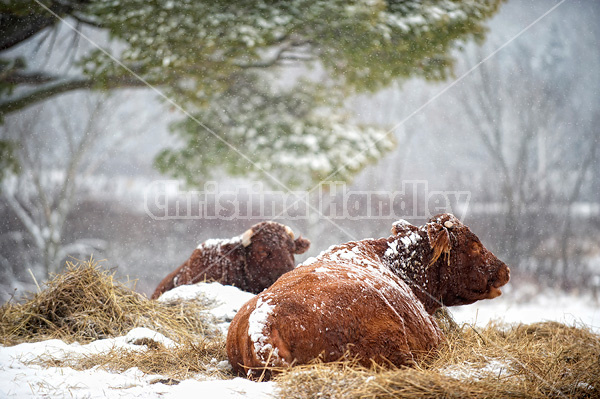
[284,225,295,240]
[242,228,253,247]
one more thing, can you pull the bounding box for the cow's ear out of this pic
[427,222,452,266]
[293,236,310,254]
[391,219,417,236]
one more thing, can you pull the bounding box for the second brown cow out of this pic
[151,221,310,299]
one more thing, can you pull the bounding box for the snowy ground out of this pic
[1,282,598,398]
[451,283,600,332]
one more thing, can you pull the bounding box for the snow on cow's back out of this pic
[296,240,427,311]
[294,241,436,331]
[197,236,243,253]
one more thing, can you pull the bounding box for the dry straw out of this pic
[37,338,231,381]
[0,258,221,345]
[2,259,599,394]
[0,258,231,380]
[276,312,600,398]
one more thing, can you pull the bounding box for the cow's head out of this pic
[426,213,510,307]
[241,221,310,293]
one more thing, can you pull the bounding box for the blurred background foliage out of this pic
[1,0,503,188]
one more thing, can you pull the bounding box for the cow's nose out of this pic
[498,264,510,284]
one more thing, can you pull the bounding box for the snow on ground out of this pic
[450,283,600,332]
[157,282,255,333]
[0,350,276,399]
[1,281,598,398]
[440,358,513,381]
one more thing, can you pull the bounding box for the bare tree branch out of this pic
[1,184,44,250]
[0,75,154,116]
[1,70,58,85]
[70,13,104,29]
[0,92,126,277]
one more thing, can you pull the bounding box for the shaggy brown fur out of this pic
[151,222,310,299]
[227,214,510,379]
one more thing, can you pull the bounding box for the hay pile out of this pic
[0,259,221,345]
[276,320,600,399]
[0,259,231,380]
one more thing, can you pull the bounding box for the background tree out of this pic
[453,39,600,287]
[0,92,154,280]
[1,0,504,188]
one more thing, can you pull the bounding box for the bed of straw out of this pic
[1,260,598,397]
[276,311,600,398]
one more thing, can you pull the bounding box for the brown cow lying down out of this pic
[151,221,310,299]
[227,213,510,379]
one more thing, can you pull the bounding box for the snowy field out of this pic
[451,283,600,332]
[1,282,598,398]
